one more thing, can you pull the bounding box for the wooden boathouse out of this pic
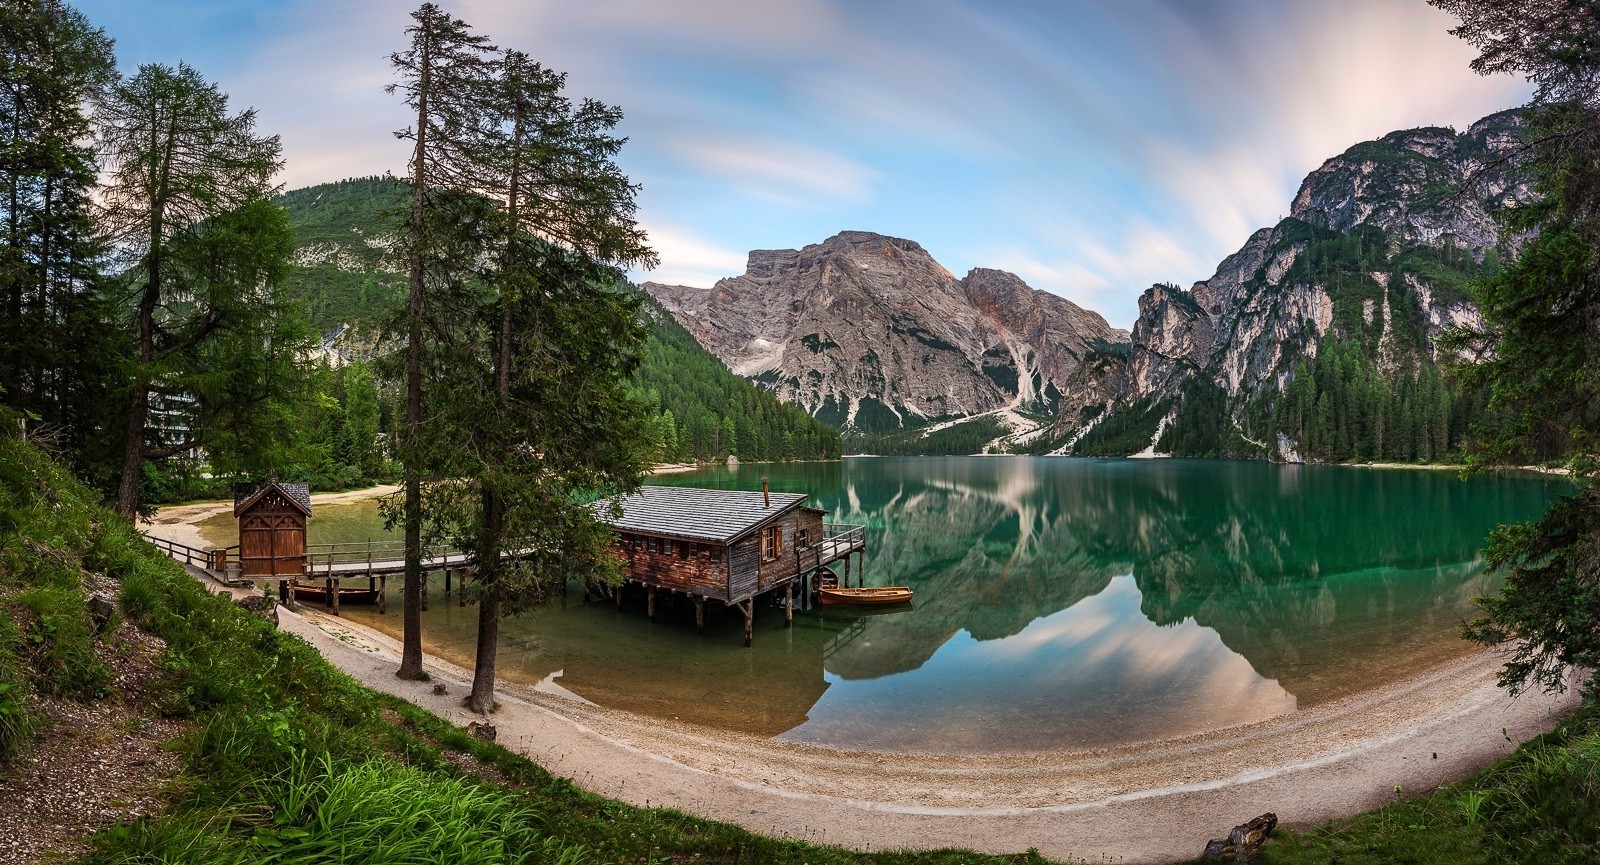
[233,481,311,583]
[599,483,866,645]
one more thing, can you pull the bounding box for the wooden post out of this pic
[694,597,705,632]
[330,578,340,617]
[785,582,794,628]
[377,575,387,615]
[459,567,468,607]
[615,581,623,608]
[421,571,429,612]
[444,568,452,596]
[741,599,754,647]
[647,587,656,621]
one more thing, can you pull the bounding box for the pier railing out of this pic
[822,522,866,548]
[143,534,237,570]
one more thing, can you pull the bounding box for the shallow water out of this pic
[226,457,1568,753]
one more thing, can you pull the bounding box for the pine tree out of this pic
[1432,0,1600,694]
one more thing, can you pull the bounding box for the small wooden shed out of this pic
[233,481,312,579]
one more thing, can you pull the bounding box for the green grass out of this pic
[1235,700,1600,865]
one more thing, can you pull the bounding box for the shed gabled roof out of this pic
[595,485,808,544]
[233,481,312,517]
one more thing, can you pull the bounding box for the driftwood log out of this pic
[1202,812,1277,864]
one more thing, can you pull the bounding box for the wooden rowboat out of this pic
[818,586,913,606]
[293,583,382,605]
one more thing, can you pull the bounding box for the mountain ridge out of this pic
[645,108,1531,461]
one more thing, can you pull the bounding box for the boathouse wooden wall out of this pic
[612,535,731,600]
[750,506,825,593]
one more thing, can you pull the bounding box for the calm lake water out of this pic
[207,457,1567,753]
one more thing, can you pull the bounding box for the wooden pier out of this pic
[145,481,868,646]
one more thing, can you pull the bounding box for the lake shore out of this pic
[244,589,1575,865]
[147,464,1579,862]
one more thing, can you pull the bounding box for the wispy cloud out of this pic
[75,0,1534,331]
[632,222,749,288]
[668,136,882,207]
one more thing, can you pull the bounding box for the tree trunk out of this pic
[467,74,525,712]
[397,33,432,681]
[114,383,149,517]
[114,262,161,518]
[468,584,499,714]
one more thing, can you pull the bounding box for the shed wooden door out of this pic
[239,508,306,577]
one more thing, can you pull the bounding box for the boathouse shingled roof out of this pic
[232,481,312,517]
[595,485,808,544]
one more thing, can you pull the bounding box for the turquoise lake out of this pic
[322,457,1567,754]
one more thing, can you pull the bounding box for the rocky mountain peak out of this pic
[1289,110,1528,251]
[641,232,1126,435]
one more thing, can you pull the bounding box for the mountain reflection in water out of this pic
[335,457,1563,753]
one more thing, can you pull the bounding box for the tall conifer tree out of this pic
[387,3,493,679]
[1432,0,1600,694]
[453,49,656,713]
[95,63,305,517]
[0,0,116,466]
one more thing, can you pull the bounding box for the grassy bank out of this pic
[2,427,1596,863]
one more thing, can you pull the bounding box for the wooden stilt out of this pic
[459,567,468,607]
[785,582,793,628]
[330,577,340,616]
[615,581,624,608]
[647,586,656,621]
[694,597,705,632]
[444,568,452,596]
[377,575,387,614]
[742,599,754,647]
[325,577,334,609]
[421,572,429,612]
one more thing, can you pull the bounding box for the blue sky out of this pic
[77,0,1528,328]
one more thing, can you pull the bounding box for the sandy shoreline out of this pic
[185,575,1574,864]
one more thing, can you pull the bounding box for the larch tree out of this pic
[452,48,657,714]
[386,2,494,679]
[1431,0,1600,695]
[95,62,308,518]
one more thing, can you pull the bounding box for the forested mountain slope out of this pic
[275,178,839,462]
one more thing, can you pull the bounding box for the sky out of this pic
[75,0,1530,329]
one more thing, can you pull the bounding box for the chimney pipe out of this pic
[762,476,770,507]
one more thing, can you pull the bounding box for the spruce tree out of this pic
[0,0,116,469]
[387,2,493,679]
[1432,0,1600,694]
[453,47,656,714]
